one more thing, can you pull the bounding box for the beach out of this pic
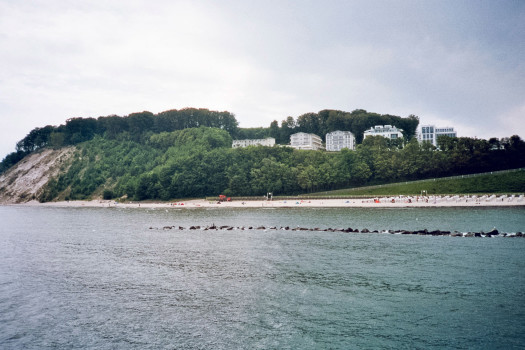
[17,194,525,209]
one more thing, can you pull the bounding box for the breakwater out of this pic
[150,224,523,237]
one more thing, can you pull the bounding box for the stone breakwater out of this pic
[149,225,524,237]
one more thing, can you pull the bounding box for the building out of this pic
[232,137,275,148]
[418,125,457,147]
[290,132,323,150]
[363,125,403,140]
[325,130,355,151]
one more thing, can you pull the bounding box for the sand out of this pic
[15,194,525,209]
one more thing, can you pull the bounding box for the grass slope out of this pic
[311,170,525,196]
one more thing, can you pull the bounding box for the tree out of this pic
[127,111,154,142]
[269,120,280,142]
[98,115,127,139]
[250,158,294,195]
[64,117,98,144]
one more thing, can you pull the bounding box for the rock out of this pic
[474,232,481,237]
[487,228,499,236]
[361,228,369,233]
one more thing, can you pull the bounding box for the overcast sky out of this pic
[1,0,524,159]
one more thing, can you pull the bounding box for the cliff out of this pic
[0,147,75,204]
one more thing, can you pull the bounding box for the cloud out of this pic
[1,0,524,159]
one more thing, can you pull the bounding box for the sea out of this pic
[0,205,524,349]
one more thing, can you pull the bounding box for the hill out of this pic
[1,108,524,203]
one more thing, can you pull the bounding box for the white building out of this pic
[418,125,457,147]
[232,137,275,148]
[290,132,323,150]
[325,130,355,151]
[364,125,403,140]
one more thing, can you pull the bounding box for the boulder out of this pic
[487,228,499,236]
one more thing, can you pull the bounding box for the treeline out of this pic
[236,109,420,144]
[39,127,525,202]
[1,108,420,174]
[0,108,238,173]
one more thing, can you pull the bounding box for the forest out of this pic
[1,108,418,173]
[2,107,524,201]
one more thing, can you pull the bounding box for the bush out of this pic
[103,189,114,200]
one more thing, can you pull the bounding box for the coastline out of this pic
[10,195,525,209]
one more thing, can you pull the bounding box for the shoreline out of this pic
[6,195,525,209]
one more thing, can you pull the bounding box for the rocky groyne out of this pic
[149,225,523,237]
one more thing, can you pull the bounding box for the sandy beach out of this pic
[15,194,525,209]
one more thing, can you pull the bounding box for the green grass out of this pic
[309,170,525,196]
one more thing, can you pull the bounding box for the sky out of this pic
[1,0,524,159]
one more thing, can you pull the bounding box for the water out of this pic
[0,206,524,349]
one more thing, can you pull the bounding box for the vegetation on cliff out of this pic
[1,108,418,174]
